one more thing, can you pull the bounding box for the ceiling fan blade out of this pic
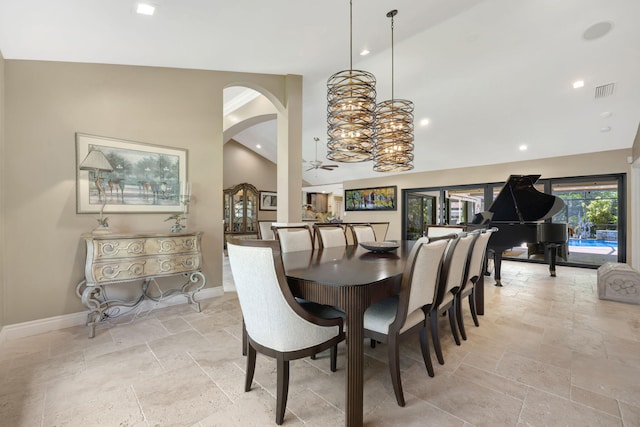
[321,165,336,171]
[305,167,314,171]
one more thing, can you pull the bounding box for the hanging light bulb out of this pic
[374,9,414,172]
[327,0,377,162]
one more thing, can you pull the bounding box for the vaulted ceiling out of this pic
[1,0,639,185]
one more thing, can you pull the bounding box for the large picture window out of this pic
[402,173,626,268]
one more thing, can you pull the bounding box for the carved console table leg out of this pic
[182,271,206,312]
[76,280,108,338]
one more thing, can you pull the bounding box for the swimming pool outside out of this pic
[569,238,617,248]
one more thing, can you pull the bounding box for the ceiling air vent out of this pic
[594,82,615,99]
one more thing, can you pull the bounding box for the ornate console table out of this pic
[76,231,206,337]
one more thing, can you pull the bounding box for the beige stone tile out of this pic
[519,387,622,426]
[3,350,86,392]
[570,385,621,417]
[543,325,607,358]
[454,363,529,401]
[133,364,231,426]
[84,343,164,386]
[404,370,523,426]
[146,330,210,361]
[161,316,194,333]
[44,375,144,426]
[109,316,171,349]
[619,401,640,427]
[0,389,44,427]
[366,393,465,426]
[571,352,640,405]
[197,387,301,426]
[188,310,240,334]
[495,351,571,398]
[603,334,640,368]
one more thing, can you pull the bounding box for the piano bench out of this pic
[597,262,640,305]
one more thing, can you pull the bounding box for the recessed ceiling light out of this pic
[360,49,370,56]
[136,3,155,15]
[420,118,430,126]
[573,80,585,89]
[256,144,262,149]
[519,144,528,151]
[600,126,611,133]
[600,111,612,118]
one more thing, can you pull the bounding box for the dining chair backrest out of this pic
[438,232,478,304]
[258,221,274,240]
[349,224,377,245]
[227,238,340,352]
[463,227,497,289]
[272,225,314,253]
[314,224,347,249]
[426,225,465,238]
[394,237,449,331]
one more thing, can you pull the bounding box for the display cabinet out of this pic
[223,182,259,240]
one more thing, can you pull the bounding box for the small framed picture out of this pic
[259,191,277,211]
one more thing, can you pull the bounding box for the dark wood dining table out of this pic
[283,242,413,427]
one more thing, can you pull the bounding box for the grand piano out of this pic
[469,174,568,286]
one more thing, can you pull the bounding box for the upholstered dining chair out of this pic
[455,227,497,340]
[314,224,347,249]
[429,231,478,365]
[362,236,450,406]
[227,238,345,425]
[348,223,377,245]
[271,224,314,253]
[258,221,274,240]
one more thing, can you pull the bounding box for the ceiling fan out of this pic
[305,137,339,171]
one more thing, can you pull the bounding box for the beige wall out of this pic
[0,51,5,330]
[3,60,296,325]
[344,149,632,258]
[223,139,277,222]
[633,122,640,163]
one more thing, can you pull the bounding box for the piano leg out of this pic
[547,243,559,277]
[493,251,503,287]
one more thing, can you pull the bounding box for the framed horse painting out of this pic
[76,133,187,214]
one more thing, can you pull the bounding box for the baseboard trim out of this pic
[0,286,223,347]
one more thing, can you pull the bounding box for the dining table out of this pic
[283,241,412,427]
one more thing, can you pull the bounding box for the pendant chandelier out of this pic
[374,9,415,172]
[327,0,377,163]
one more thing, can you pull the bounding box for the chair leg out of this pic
[245,343,256,392]
[242,319,247,356]
[387,335,405,407]
[469,289,480,327]
[330,345,338,372]
[276,358,290,425]
[455,295,467,341]
[419,326,434,377]
[448,305,461,346]
[430,313,444,365]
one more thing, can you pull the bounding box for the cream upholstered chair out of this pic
[314,224,347,249]
[348,223,377,245]
[258,221,274,240]
[429,231,478,365]
[271,225,314,253]
[227,238,344,425]
[363,237,450,406]
[455,227,497,340]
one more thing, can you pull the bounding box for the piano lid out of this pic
[487,175,565,222]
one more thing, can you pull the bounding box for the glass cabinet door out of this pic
[246,192,257,232]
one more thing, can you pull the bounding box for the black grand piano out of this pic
[469,174,568,286]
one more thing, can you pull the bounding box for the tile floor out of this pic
[1,260,640,426]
